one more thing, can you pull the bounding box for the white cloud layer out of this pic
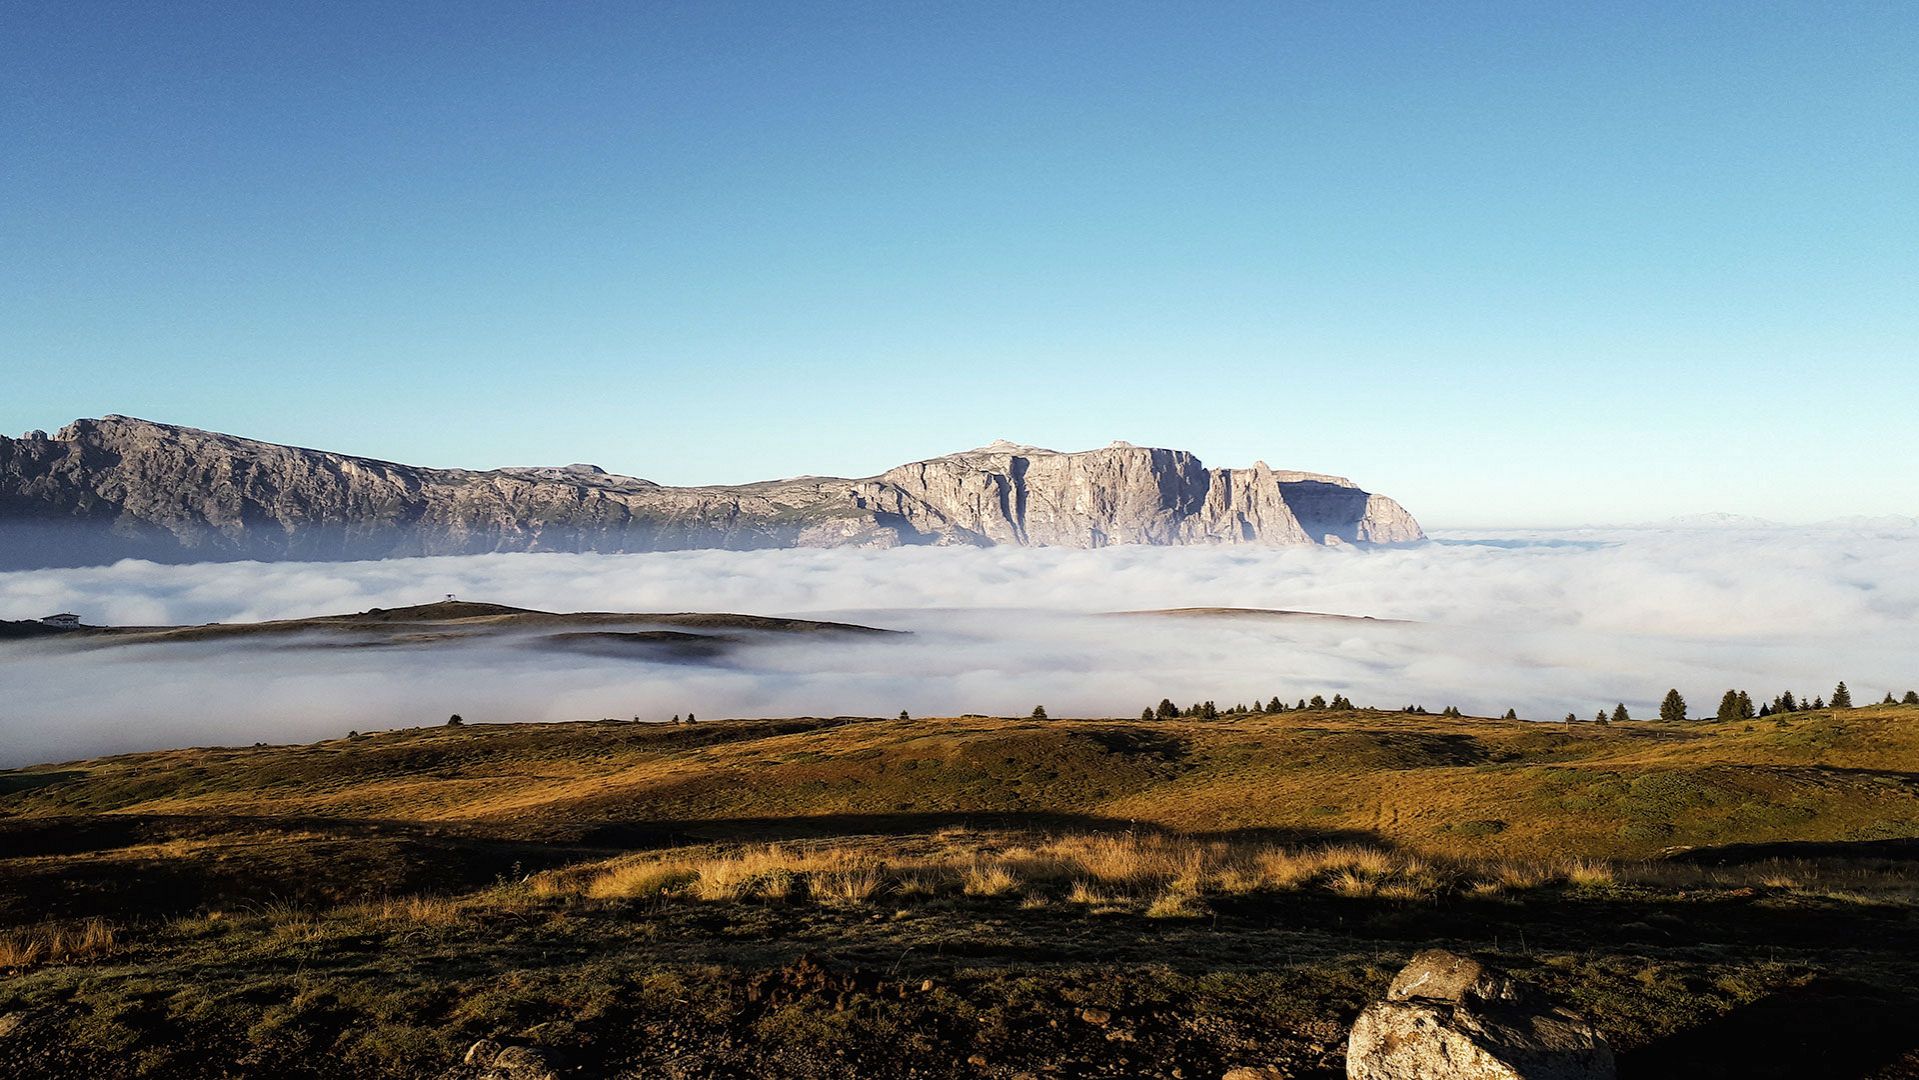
[2,526,1916,766]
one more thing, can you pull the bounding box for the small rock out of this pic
[0,1013,24,1039]
[968,1053,990,1068]
[1386,948,1523,1005]
[921,979,936,992]
[1079,1007,1113,1026]
[463,1039,502,1066]
[481,1044,558,1080]
[1348,949,1614,1080]
[1222,1068,1288,1080]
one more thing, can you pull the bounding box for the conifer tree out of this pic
[1884,693,1897,705]
[900,710,911,722]
[1736,690,1754,719]
[1716,690,1741,723]
[1611,703,1630,723]
[1565,712,1577,722]
[1811,696,1825,709]
[1141,708,1155,722]
[1156,698,1178,720]
[1831,682,1853,708]
[1905,691,1919,705]
[1595,709,1608,723]
[1201,700,1220,720]
[1660,689,1687,723]
[1780,691,1797,712]
[1309,694,1327,709]
[1502,709,1518,721]
[1031,705,1048,720]
[1267,696,1283,713]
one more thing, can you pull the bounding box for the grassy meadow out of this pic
[2,704,1918,1077]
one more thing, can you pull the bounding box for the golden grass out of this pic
[17,705,1919,863]
[583,861,698,900]
[0,918,116,969]
[1144,884,1209,919]
[962,859,1019,897]
[530,830,1762,916]
[812,867,885,906]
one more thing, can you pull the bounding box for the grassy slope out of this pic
[3,707,1919,1078]
[7,705,1917,860]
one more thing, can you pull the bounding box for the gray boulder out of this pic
[1347,950,1614,1080]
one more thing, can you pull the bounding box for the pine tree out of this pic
[1905,691,1919,705]
[1564,712,1577,723]
[1831,682,1853,709]
[1780,691,1797,712]
[1309,694,1327,709]
[899,710,912,722]
[1884,693,1897,705]
[446,714,464,727]
[1141,708,1155,722]
[686,711,696,723]
[1611,703,1630,723]
[1757,702,1772,717]
[1201,701,1220,720]
[1736,690,1754,719]
[1267,696,1283,713]
[1595,709,1608,723]
[1811,696,1825,709]
[1716,690,1741,723]
[1660,689,1687,723]
[1031,705,1048,720]
[1156,698,1178,720]
[1502,709,1518,721]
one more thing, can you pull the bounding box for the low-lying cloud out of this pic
[3,526,1916,766]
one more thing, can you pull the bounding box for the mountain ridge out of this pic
[0,416,1423,568]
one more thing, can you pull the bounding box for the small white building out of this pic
[39,613,82,629]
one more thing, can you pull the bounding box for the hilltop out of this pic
[1,600,897,670]
[0,417,1422,568]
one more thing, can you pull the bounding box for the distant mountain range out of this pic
[0,417,1423,569]
[1642,513,1919,530]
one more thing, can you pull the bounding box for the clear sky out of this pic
[4,2,1914,526]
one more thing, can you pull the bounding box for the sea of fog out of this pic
[2,526,1916,766]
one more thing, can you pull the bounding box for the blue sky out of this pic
[4,2,1914,526]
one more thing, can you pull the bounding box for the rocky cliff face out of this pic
[0,418,1423,568]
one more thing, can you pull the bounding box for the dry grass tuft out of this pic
[812,867,885,906]
[360,894,463,926]
[585,861,699,900]
[963,859,1020,897]
[1144,885,1209,919]
[0,918,116,969]
[1560,858,1616,888]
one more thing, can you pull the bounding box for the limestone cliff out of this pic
[0,419,1423,568]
